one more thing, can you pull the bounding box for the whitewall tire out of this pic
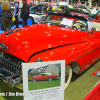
[32,79,36,82]
[64,65,72,90]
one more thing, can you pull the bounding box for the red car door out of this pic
[38,74,47,81]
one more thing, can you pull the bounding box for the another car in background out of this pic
[62,8,88,17]
[29,3,46,14]
[11,7,46,24]
[77,7,99,18]
[18,11,46,24]
[77,8,89,13]
[62,8,99,19]
[59,5,73,9]
[52,5,73,11]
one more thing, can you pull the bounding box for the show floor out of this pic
[65,60,100,100]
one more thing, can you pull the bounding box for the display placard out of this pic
[22,60,65,100]
[60,18,73,26]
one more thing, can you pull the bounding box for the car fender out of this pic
[29,41,100,74]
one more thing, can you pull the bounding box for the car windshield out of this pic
[43,13,87,28]
[40,13,100,38]
[44,14,70,26]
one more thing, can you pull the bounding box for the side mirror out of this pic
[91,27,96,33]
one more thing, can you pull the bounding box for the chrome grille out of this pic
[0,51,24,75]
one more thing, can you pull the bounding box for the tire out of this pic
[28,16,34,25]
[32,79,36,82]
[48,77,52,81]
[65,65,72,90]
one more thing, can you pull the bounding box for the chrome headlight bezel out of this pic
[35,58,43,62]
[0,43,8,50]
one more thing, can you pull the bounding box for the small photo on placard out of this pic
[28,64,61,90]
[22,60,65,100]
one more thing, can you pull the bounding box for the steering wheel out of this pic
[72,22,86,30]
[71,26,78,30]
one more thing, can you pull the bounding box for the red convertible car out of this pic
[0,12,100,90]
[32,73,58,82]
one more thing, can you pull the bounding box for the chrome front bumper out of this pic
[0,69,23,89]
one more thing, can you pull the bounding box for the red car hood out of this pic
[0,24,88,62]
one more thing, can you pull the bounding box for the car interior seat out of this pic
[72,20,86,30]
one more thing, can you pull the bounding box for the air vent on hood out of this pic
[5,27,32,36]
[5,29,24,36]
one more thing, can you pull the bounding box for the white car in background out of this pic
[11,7,46,24]
[18,11,46,24]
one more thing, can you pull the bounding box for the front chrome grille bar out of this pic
[0,51,23,76]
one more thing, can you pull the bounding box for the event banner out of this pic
[22,60,65,100]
